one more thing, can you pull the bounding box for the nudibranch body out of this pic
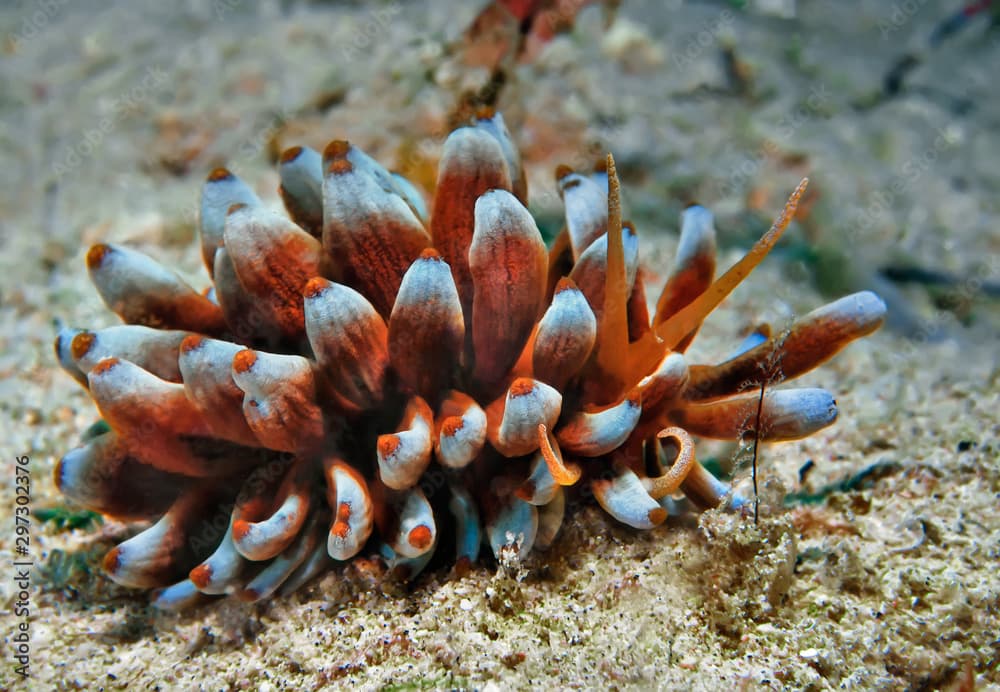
[54,111,886,609]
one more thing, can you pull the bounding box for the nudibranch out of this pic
[54,110,886,609]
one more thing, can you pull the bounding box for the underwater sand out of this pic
[0,1,997,689]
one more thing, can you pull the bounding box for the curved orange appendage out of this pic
[644,427,697,499]
[537,423,581,486]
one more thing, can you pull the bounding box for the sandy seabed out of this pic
[0,1,997,689]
